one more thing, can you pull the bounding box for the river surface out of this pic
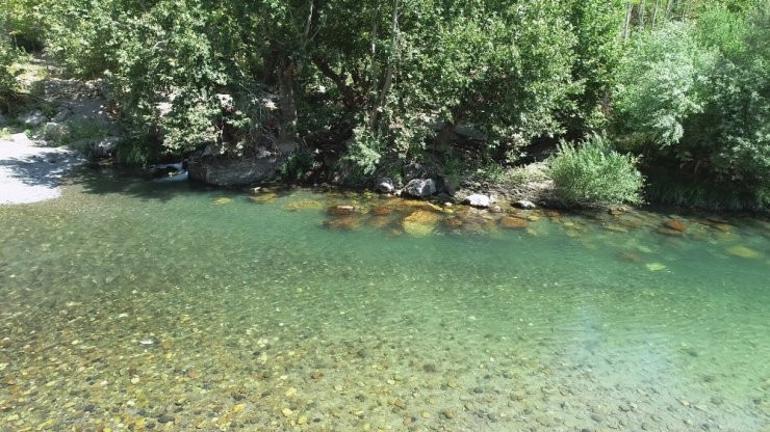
[1,171,769,431]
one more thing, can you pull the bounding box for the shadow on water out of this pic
[66,165,220,202]
[65,164,306,203]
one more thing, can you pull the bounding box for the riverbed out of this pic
[1,172,769,431]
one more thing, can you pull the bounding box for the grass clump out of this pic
[549,135,644,207]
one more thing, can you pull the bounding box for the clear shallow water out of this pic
[1,172,769,431]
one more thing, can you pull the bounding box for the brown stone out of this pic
[445,217,464,229]
[500,216,529,230]
[371,205,393,216]
[403,210,441,236]
[663,219,687,232]
[657,227,684,237]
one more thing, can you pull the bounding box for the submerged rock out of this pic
[663,219,687,233]
[403,210,441,236]
[403,178,436,198]
[284,199,323,211]
[726,245,760,259]
[368,216,392,229]
[323,216,361,231]
[657,227,684,237]
[249,192,278,204]
[371,205,393,216]
[327,205,356,216]
[499,216,528,230]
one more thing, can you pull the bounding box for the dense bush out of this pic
[6,1,625,172]
[614,2,770,206]
[0,35,19,111]
[549,135,644,206]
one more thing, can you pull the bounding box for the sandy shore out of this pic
[0,132,82,205]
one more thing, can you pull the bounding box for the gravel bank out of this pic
[0,132,82,205]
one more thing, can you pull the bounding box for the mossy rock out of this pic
[403,210,441,237]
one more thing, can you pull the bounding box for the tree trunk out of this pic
[369,0,399,131]
[278,59,299,152]
[621,2,634,41]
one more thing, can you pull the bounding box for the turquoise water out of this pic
[1,172,769,431]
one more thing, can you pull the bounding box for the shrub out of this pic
[549,135,644,206]
[615,4,770,207]
[614,22,717,150]
[0,35,19,110]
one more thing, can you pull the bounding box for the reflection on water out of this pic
[1,174,769,431]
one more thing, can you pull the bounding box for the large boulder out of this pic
[463,194,494,208]
[189,153,282,187]
[514,199,537,210]
[402,178,436,198]
[375,177,396,194]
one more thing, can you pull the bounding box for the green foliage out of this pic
[0,0,46,51]
[549,135,644,206]
[0,37,19,110]
[2,0,769,209]
[345,124,384,177]
[280,151,315,183]
[615,2,770,207]
[615,22,717,148]
[0,9,22,110]
[563,0,624,134]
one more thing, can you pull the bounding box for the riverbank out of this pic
[0,57,762,215]
[0,130,81,204]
